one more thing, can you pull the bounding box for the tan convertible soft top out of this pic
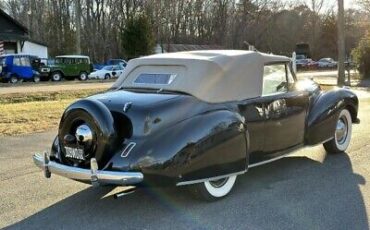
[112,50,291,103]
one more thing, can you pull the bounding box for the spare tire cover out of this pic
[58,99,116,168]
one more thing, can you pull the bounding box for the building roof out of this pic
[0,33,28,41]
[0,8,28,34]
[158,43,223,53]
[0,33,48,47]
[112,50,291,103]
[0,9,47,47]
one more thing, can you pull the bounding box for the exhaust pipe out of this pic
[113,187,136,199]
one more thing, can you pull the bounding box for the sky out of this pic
[283,0,359,10]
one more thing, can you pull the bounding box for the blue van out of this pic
[0,54,41,83]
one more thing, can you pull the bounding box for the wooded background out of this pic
[1,0,370,62]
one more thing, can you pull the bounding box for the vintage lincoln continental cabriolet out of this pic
[33,50,359,200]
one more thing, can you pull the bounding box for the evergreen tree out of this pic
[122,15,155,60]
[352,35,370,78]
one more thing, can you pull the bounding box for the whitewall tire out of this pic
[51,72,62,81]
[9,75,18,84]
[33,75,41,83]
[190,175,237,201]
[323,109,352,154]
[79,72,88,81]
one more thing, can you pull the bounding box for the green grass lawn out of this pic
[0,89,105,136]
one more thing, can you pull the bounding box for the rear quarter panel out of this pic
[107,109,247,186]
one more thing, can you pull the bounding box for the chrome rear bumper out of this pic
[33,152,144,186]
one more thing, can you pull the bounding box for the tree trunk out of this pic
[337,0,346,86]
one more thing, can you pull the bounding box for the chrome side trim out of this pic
[121,142,136,158]
[123,102,132,112]
[176,171,246,186]
[33,153,143,186]
[248,152,295,168]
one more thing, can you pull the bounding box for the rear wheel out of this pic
[9,75,18,84]
[79,72,88,81]
[104,73,110,79]
[189,175,237,201]
[323,109,352,154]
[51,72,62,81]
[33,75,41,83]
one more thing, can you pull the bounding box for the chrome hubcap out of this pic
[75,124,93,145]
[335,116,348,144]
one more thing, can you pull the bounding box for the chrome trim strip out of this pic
[176,171,246,186]
[121,142,136,158]
[33,153,143,186]
[248,152,295,168]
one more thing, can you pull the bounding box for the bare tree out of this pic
[1,0,367,62]
[75,0,81,54]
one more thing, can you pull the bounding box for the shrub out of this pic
[352,35,370,78]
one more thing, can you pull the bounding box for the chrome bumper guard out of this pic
[33,152,144,186]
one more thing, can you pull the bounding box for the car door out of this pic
[78,58,90,74]
[117,65,124,76]
[61,58,72,77]
[72,58,80,76]
[112,65,123,78]
[12,56,33,79]
[261,63,309,155]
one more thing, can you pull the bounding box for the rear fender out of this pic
[107,110,248,185]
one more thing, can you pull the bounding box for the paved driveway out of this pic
[1,93,370,230]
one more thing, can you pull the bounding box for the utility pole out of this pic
[337,0,345,86]
[75,0,82,55]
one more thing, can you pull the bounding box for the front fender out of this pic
[51,68,65,76]
[107,110,247,185]
[305,88,358,145]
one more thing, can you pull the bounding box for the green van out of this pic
[40,55,93,81]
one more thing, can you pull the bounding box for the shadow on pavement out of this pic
[7,153,368,230]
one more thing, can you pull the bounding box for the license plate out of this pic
[65,147,85,160]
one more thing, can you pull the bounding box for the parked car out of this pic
[295,54,306,60]
[0,54,41,83]
[88,64,125,80]
[40,55,93,81]
[317,58,337,69]
[296,43,311,59]
[107,59,127,67]
[296,58,318,70]
[33,50,359,201]
[93,59,127,71]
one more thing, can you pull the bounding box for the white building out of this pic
[0,8,48,58]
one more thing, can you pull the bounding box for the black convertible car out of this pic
[33,50,359,200]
